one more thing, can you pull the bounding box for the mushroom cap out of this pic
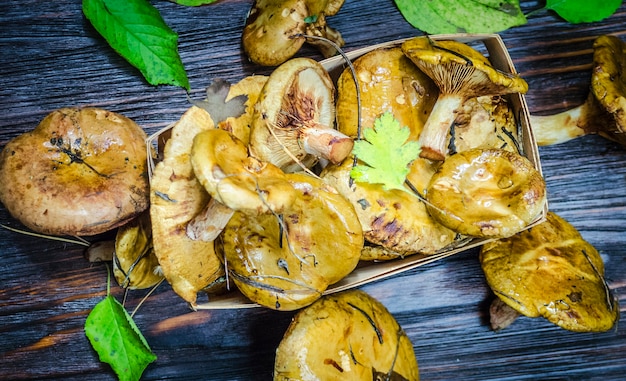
[249,57,337,172]
[321,157,457,256]
[217,172,363,311]
[150,106,225,307]
[426,148,546,238]
[336,46,439,140]
[401,37,528,97]
[480,212,619,332]
[113,211,163,290]
[590,34,626,136]
[0,107,149,236]
[191,128,297,214]
[242,0,308,66]
[274,290,419,380]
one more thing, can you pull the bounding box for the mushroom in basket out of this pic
[531,35,626,147]
[0,107,149,236]
[401,36,529,161]
[249,57,353,173]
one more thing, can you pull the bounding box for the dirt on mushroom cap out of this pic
[0,107,149,236]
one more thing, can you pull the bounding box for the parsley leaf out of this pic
[83,0,190,90]
[350,112,421,192]
[394,0,527,34]
[85,295,156,381]
[545,0,622,23]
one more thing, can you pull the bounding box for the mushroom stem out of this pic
[418,94,463,161]
[299,126,353,164]
[303,13,345,58]
[529,103,589,146]
[186,197,235,242]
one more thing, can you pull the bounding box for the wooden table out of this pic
[1,1,625,380]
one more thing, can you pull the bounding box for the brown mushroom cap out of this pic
[0,107,149,236]
[480,212,619,332]
[274,289,419,380]
[401,37,528,161]
[426,148,546,238]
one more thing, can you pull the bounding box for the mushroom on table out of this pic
[531,34,626,146]
[0,107,149,236]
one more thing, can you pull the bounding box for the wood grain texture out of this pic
[1,1,625,380]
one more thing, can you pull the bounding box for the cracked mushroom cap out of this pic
[274,289,419,380]
[480,212,619,332]
[249,57,352,173]
[216,172,363,311]
[0,107,149,236]
[401,37,528,161]
[426,148,546,238]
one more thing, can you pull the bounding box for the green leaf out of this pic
[85,295,156,381]
[394,0,527,34]
[82,0,190,90]
[168,0,218,5]
[350,112,420,192]
[545,0,622,23]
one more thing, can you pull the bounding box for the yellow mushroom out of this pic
[425,148,546,238]
[480,212,620,332]
[274,289,419,380]
[531,35,626,146]
[401,37,528,161]
[216,172,363,311]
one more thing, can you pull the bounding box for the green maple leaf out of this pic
[394,0,527,34]
[83,0,190,90]
[350,112,420,192]
[85,294,156,381]
[545,0,622,23]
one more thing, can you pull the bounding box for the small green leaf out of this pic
[83,0,190,90]
[85,295,156,381]
[394,0,527,34]
[350,112,420,192]
[545,0,622,23]
[168,0,218,6]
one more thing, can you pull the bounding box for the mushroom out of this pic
[216,172,363,311]
[425,148,546,238]
[335,46,439,141]
[249,57,353,173]
[150,106,225,308]
[190,128,298,215]
[0,107,149,236]
[113,211,163,290]
[274,290,419,380]
[242,0,345,66]
[401,37,529,161]
[321,157,458,258]
[530,35,626,146]
[480,212,619,332]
